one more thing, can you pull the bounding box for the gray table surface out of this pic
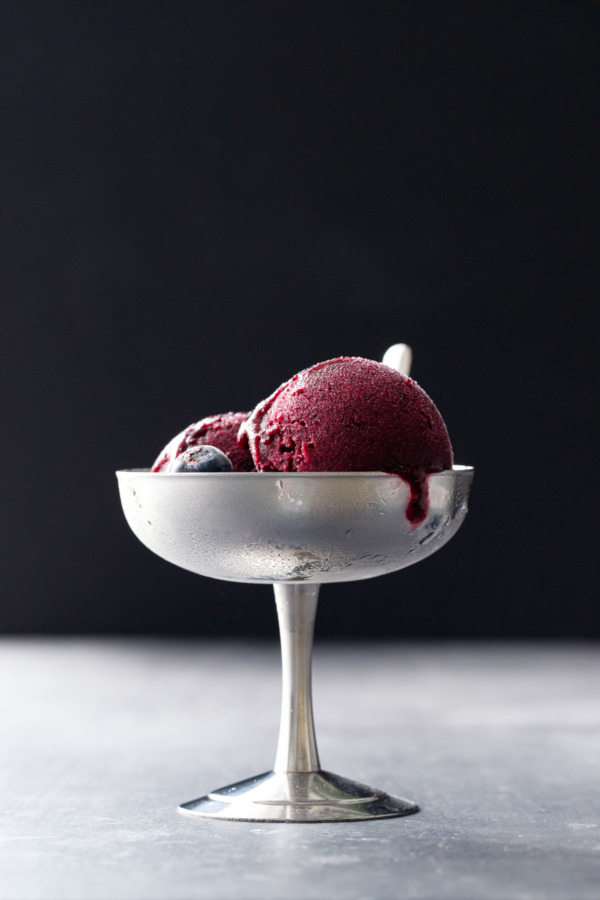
[1,638,599,900]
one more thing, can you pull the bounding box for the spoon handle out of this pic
[382,343,412,377]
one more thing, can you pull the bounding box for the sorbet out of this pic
[238,357,452,522]
[152,411,254,472]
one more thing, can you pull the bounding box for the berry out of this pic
[169,445,234,473]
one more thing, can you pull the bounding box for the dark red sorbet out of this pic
[398,471,431,526]
[152,411,254,472]
[238,357,453,523]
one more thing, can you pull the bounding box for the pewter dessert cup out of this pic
[117,467,473,822]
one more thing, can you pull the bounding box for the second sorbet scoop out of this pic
[153,411,254,473]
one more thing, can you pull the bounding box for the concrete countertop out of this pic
[1,639,599,899]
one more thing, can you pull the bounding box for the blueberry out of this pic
[170,445,234,473]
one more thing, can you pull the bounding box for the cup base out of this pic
[179,769,419,822]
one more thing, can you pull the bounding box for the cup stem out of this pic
[273,583,321,774]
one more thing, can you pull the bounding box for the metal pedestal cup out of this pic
[117,467,473,822]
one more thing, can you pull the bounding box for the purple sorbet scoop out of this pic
[238,357,453,522]
[153,411,254,473]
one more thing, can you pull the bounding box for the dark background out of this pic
[2,1,598,638]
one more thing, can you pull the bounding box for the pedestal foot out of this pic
[179,770,419,822]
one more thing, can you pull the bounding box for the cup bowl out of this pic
[116,466,473,584]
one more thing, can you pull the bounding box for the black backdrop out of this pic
[2,1,598,637]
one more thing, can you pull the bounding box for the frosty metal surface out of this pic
[117,468,472,584]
